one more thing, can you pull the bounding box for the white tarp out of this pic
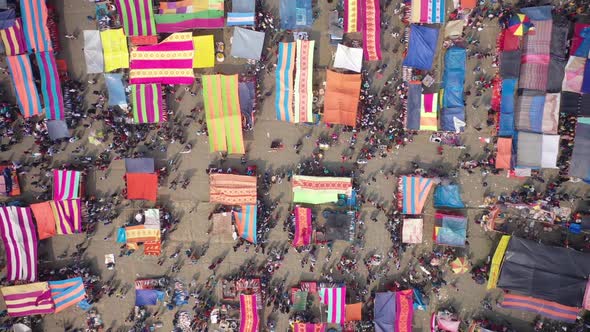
[230,27,265,60]
[516,132,559,168]
[333,44,363,73]
[83,30,104,74]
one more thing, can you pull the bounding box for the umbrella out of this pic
[450,257,469,273]
[508,14,534,36]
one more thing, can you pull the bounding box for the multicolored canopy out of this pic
[508,13,534,36]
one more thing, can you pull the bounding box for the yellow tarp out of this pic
[487,235,511,290]
[193,35,215,68]
[101,29,129,72]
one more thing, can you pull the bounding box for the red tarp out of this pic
[126,173,158,201]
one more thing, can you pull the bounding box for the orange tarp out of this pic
[345,302,362,321]
[209,173,257,205]
[323,70,361,127]
[30,201,56,240]
[126,173,158,201]
[460,0,477,9]
[496,137,512,169]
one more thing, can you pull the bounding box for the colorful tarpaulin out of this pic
[344,0,359,33]
[323,70,361,127]
[501,293,579,323]
[130,32,194,84]
[104,73,127,107]
[406,81,421,130]
[19,0,52,52]
[411,0,445,24]
[125,158,155,173]
[402,218,423,244]
[403,24,439,70]
[441,47,466,132]
[319,287,346,324]
[154,0,225,32]
[115,0,156,36]
[202,74,245,154]
[374,292,395,332]
[419,93,438,131]
[6,54,42,118]
[515,92,559,134]
[239,294,259,332]
[1,282,54,317]
[227,0,254,26]
[158,0,224,13]
[487,235,510,290]
[193,35,214,68]
[450,257,469,273]
[508,13,534,36]
[0,18,25,55]
[280,0,312,29]
[275,42,296,122]
[293,206,312,247]
[434,212,467,247]
[433,184,465,209]
[209,173,257,205]
[519,20,551,91]
[395,289,414,332]
[125,225,161,243]
[496,137,512,169]
[294,39,314,123]
[230,27,265,60]
[35,51,64,120]
[361,0,381,61]
[0,206,37,281]
[30,201,56,240]
[292,176,352,204]
[30,199,83,238]
[293,323,326,332]
[48,277,86,313]
[515,132,559,168]
[400,176,433,215]
[562,56,586,94]
[132,84,165,123]
[126,173,158,201]
[83,30,104,74]
[569,119,590,182]
[0,165,20,197]
[498,78,516,136]
[100,29,129,72]
[233,204,257,244]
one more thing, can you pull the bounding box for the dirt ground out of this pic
[0,0,589,331]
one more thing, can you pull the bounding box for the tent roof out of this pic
[126,173,158,201]
[125,158,155,173]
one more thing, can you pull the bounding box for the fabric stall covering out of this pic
[193,35,214,68]
[155,0,225,31]
[583,60,590,94]
[209,173,256,205]
[6,55,42,118]
[0,165,20,197]
[280,0,312,29]
[441,47,466,132]
[135,289,164,306]
[571,23,590,56]
[434,212,467,247]
[130,32,195,85]
[402,218,423,244]
[333,44,363,73]
[35,51,64,120]
[238,81,255,128]
[292,175,352,204]
[326,212,354,241]
[30,201,56,240]
[293,206,312,247]
[410,0,445,24]
[560,92,590,117]
[239,294,259,332]
[211,212,233,243]
[344,0,360,33]
[569,119,590,182]
[46,120,70,141]
[403,25,439,70]
[130,35,158,46]
[202,74,245,154]
[230,27,265,60]
[374,292,395,332]
[487,235,511,290]
[0,18,25,55]
[433,184,465,209]
[132,84,164,123]
[100,29,129,72]
[498,78,516,136]
[497,237,590,307]
[547,20,569,92]
[562,56,586,93]
[233,205,257,244]
[361,0,381,61]
[515,132,559,168]
[496,137,512,169]
[83,30,104,74]
[19,0,52,52]
[0,206,37,282]
[125,173,158,201]
[275,42,296,122]
[400,176,434,215]
[294,39,314,123]
[144,209,160,229]
[518,18,552,91]
[227,0,255,26]
[292,323,326,332]
[125,225,161,243]
[319,287,346,324]
[125,158,155,174]
[499,50,521,78]
[345,302,362,321]
[114,0,157,36]
[406,81,422,130]
[1,282,54,317]
[514,91,559,134]
[395,289,414,332]
[104,73,127,107]
[48,277,86,313]
[323,70,361,127]
[31,200,82,238]
[501,293,579,323]
[444,20,463,39]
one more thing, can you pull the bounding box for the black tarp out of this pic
[325,213,352,241]
[497,237,590,307]
[560,92,590,117]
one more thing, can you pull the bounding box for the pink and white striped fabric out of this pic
[319,287,346,324]
[0,206,38,282]
[53,170,82,200]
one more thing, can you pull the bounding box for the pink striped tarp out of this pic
[1,282,54,317]
[319,287,346,324]
[0,206,38,282]
[361,0,381,61]
[293,206,312,247]
[0,18,26,55]
[53,170,82,200]
[239,293,259,332]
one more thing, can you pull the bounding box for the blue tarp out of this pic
[135,289,165,306]
[104,73,127,106]
[499,78,516,136]
[280,0,312,29]
[441,47,466,131]
[582,60,590,94]
[520,6,552,21]
[116,227,126,243]
[239,81,255,128]
[436,215,467,247]
[407,82,421,130]
[374,292,395,332]
[574,28,590,58]
[403,25,439,70]
[433,184,465,209]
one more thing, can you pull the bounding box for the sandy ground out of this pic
[0,0,589,331]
